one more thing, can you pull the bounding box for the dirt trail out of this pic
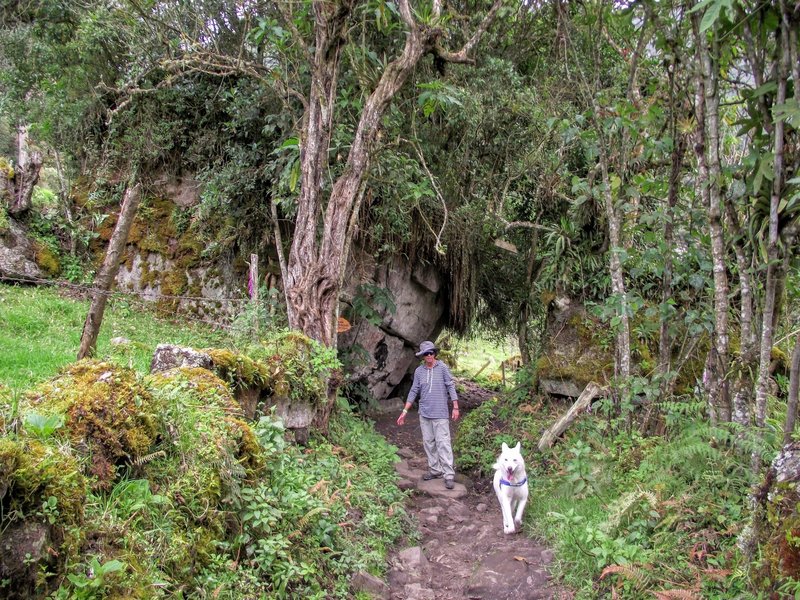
[372,400,570,600]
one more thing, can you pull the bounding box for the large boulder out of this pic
[536,297,613,398]
[338,250,447,403]
[0,217,44,281]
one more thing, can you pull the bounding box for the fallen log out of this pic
[537,381,604,451]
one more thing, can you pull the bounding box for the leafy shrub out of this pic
[454,397,502,475]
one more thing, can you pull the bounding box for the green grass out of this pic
[447,333,519,379]
[0,283,227,392]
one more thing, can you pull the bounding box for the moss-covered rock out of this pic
[32,241,60,276]
[537,302,614,396]
[254,330,341,407]
[145,367,265,510]
[0,437,87,599]
[23,360,157,488]
[205,347,271,389]
[0,437,86,529]
[0,156,15,186]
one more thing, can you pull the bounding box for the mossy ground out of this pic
[23,360,157,489]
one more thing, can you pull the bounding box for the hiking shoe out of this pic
[423,472,443,481]
[445,479,454,490]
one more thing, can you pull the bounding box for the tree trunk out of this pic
[783,333,800,445]
[53,149,76,254]
[16,124,29,170]
[704,36,731,423]
[753,2,790,469]
[597,147,631,380]
[727,203,756,428]
[281,0,503,429]
[7,150,43,216]
[77,181,142,360]
[643,120,686,435]
[694,17,730,423]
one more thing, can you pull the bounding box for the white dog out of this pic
[492,441,529,535]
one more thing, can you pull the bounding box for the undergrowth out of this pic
[453,372,777,599]
[2,367,407,598]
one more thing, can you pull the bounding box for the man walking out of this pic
[397,341,460,489]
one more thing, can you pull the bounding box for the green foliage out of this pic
[347,283,396,327]
[229,285,288,342]
[0,435,87,543]
[204,347,271,389]
[416,82,463,118]
[252,330,341,406]
[527,409,764,597]
[454,388,545,477]
[0,350,406,598]
[22,411,64,439]
[558,441,603,498]
[453,398,501,475]
[63,557,126,600]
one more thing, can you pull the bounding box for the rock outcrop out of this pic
[339,250,447,403]
[536,297,613,398]
[149,343,319,438]
[0,218,44,281]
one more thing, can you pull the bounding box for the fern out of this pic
[599,563,651,591]
[295,505,329,533]
[132,450,166,466]
[603,488,659,534]
[652,589,699,599]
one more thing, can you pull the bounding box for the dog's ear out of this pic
[501,442,509,452]
[514,442,521,452]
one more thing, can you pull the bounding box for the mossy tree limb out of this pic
[784,333,800,445]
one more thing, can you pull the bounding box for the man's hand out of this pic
[396,411,407,426]
[452,406,460,421]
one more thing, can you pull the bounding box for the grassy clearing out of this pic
[444,332,519,390]
[449,335,517,374]
[0,284,227,392]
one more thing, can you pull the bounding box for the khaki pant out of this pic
[419,416,455,480]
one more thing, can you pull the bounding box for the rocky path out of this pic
[370,405,570,600]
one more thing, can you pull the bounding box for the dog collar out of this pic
[500,477,527,487]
